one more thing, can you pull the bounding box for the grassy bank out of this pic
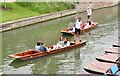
[0,2,73,23]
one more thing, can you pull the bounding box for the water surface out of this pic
[2,5,118,74]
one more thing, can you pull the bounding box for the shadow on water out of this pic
[9,57,47,69]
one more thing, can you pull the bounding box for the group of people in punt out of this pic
[66,2,93,42]
[52,37,70,49]
[67,5,93,31]
[35,2,93,53]
[35,37,71,52]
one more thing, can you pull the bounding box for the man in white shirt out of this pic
[74,17,82,42]
[87,6,92,20]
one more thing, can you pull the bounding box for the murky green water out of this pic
[2,5,118,74]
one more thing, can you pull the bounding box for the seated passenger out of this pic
[35,41,41,51]
[84,20,91,29]
[35,41,50,52]
[58,37,64,46]
[39,43,47,52]
[64,37,70,47]
[68,24,75,32]
[66,25,73,31]
[52,37,64,50]
[88,20,92,25]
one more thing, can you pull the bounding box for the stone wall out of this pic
[0,2,118,32]
[1,9,77,32]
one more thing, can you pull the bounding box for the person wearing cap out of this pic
[74,17,82,42]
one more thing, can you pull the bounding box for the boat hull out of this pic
[105,47,119,54]
[84,61,115,75]
[95,53,120,63]
[61,22,98,35]
[113,44,120,47]
[9,41,86,60]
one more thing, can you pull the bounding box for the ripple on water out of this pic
[2,5,118,74]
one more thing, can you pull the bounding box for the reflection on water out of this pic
[2,5,118,74]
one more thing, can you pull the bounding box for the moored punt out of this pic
[9,40,86,60]
[105,47,120,54]
[113,43,120,47]
[61,22,98,35]
[84,61,120,75]
[95,53,120,63]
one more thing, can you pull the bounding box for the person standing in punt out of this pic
[74,17,82,42]
[86,2,92,21]
[87,6,92,20]
[86,2,93,29]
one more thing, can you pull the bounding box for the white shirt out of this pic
[35,45,40,51]
[89,4,92,9]
[87,8,92,15]
[75,19,82,29]
[67,41,70,46]
[72,27,75,32]
[68,27,75,32]
[84,23,91,29]
[64,41,70,47]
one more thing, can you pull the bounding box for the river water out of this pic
[1,5,119,74]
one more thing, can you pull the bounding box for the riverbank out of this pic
[0,2,118,32]
[1,2,73,23]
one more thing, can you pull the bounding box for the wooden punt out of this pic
[84,60,120,75]
[95,53,120,63]
[105,47,120,54]
[113,43,120,47]
[61,22,98,35]
[9,40,86,60]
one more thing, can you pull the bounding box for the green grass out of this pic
[0,2,73,23]
[1,3,40,23]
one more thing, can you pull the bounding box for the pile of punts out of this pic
[9,40,86,60]
[84,61,120,75]
[61,22,98,35]
[84,41,120,75]
[96,53,120,63]
[112,40,120,47]
[105,47,119,54]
